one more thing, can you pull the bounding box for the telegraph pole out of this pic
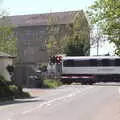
[97,38,99,56]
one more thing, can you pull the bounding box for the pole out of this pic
[97,38,99,56]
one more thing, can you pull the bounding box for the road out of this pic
[0,83,120,120]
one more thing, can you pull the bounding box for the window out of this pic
[89,59,98,66]
[63,60,74,67]
[63,58,118,67]
[63,59,90,67]
[99,59,113,66]
[74,60,89,67]
[114,58,120,66]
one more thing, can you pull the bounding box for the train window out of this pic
[74,60,89,67]
[100,59,112,66]
[114,58,120,66]
[63,58,119,67]
[63,59,90,67]
[63,60,75,67]
[90,59,98,66]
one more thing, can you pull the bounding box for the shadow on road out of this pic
[94,82,120,86]
[0,98,45,106]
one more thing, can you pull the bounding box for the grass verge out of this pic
[43,79,62,88]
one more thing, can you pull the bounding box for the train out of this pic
[59,56,120,84]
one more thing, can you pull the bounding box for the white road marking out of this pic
[22,86,94,114]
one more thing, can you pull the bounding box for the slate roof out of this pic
[10,10,83,27]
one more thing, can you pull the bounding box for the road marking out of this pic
[22,86,94,114]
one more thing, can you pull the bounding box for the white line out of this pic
[22,86,94,114]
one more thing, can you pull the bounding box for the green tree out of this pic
[64,11,90,56]
[47,11,90,56]
[65,36,86,56]
[47,15,65,56]
[88,0,120,55]
[0,10,17,55]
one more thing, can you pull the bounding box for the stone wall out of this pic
[14,25,48,64]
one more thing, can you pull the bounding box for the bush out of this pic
[0,74,30,100]
[8,85,31,99]
[43,79,62,88]
[8,85,19,97]
[0,75,7,82]
[0,75,14,101]
[18,92,31,99]
[9,85,18,92]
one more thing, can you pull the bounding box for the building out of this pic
[11,10,89,63]
[9,10,90,87]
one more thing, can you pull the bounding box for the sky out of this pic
[1,0,94,15]
[0,0,115,55]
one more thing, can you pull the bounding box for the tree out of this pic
[90,25,105,55]
[64,11,90,56]
[65,36,86,56]
[0,10,17,55]
[47,11,90,56]
[47,15,65,56]
[88,0,120,55]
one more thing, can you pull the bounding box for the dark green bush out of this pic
[18,92,31,99]
[0,75,13,101]
[0,75,30,100]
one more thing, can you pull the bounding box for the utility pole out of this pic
[96,37,99,56]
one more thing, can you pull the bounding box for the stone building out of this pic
[9,10,90,87]
[11,10,89,63]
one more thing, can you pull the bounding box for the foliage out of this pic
[16,91,31,99]
[9,85,18,92]
[8,85,18,97]
[38,63,48,72]
[64,11,90,56]
[88,0,120,55]
[0,75,13,100]
[47,11,90,56]
[0,74,7,82]
[43,79,62,88]
[10,84,31,99]
[0,10,17,55]
[64,35,89,56]
[0,74,30,101]
[47,15,66,56]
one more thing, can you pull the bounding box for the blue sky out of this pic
[1,0,94,15]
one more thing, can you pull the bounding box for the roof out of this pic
[9,10,83,27]
[63,56,120,60]
[0,52,15,58]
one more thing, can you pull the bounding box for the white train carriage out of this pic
[60,56,120,84]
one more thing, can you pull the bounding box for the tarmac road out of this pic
[0,83,120,120]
